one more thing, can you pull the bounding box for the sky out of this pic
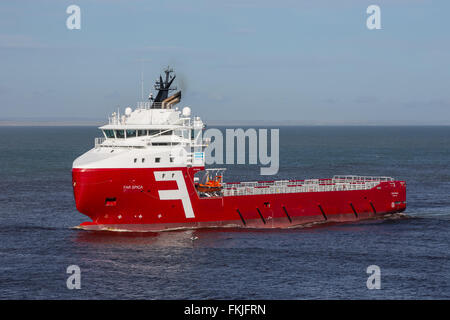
[0,0,449,125]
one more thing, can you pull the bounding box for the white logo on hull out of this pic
[154,171,195,218]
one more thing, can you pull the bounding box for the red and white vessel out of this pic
[72,67,406,231]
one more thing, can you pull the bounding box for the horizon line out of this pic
[1,120,449,127]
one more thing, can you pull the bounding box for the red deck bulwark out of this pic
[72,167,406,231]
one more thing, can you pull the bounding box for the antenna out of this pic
[140,61,144,101]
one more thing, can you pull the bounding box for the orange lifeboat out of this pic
[197,175,222,193]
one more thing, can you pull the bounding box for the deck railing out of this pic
[136,101,164,109]
[332,175,393,183]
[222,176,392,197]
[94,137,106,148]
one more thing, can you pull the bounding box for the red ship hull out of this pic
[72,167,406,232]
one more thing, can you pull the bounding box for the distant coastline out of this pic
[1,119,450,127]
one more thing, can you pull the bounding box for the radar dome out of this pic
[125,107,132,116]
[182,107,191,117]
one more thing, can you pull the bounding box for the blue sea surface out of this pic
[0,126,449,299]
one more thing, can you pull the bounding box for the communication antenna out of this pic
[140,61,144,101]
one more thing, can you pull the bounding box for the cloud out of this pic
[0,34,47,49]
[207,92,228,102]
[403,99,450,109]
[322,98,339,104]
[104,90,121,99]
[140,45,183,52]
[354,96,380,104]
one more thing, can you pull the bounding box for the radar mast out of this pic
[151,66,179,108]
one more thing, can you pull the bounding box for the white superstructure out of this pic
[73,99,207,169]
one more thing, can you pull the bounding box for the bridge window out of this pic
[152,142,169,146]
[126,130,136,138]
[151,142,180,146]
[115,130,125,139]
[155,157,161,163]
[103,130,115,138]
[138,130,147,136]
[147,130,173,136]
